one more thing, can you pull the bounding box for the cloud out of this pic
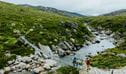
[1,0,126,15]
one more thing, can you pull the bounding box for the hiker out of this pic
[111,69,114,74]
[72,57,77,67]
[85,58,91,71]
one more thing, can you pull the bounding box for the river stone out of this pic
[16,62,26,69]
[4,67,11,72]
[40,72,47,74]
[16,56,22,62]
[8,60,14,65]
[14,60,19,65]
[33,67,44,73]
[52,45,66,57]
[64,41,73,50]
[0,69,4,74]
[22,56,32,63]
[43,64,51,70]
[66,50,72,55]
[43,59,57,70]
[38,43,54,59]
[58,42,68,50]
[11,66,16,71]
[56,47,66,57]
[25,64,31,69]
[38,58,44,63]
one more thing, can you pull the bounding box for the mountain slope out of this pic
[0,1,91,68]
[103,9,126,16]
[21,4,84,17]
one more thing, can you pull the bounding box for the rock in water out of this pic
[43,59,57,70]
[39,43,54,59]
[95,40,100,43]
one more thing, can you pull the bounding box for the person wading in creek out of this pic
[85,58,91,72]
[73,57,77,67]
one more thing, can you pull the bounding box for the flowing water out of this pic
[58,30,116,66]
[10,27,116,74]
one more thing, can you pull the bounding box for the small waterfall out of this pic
[19,36,54,59]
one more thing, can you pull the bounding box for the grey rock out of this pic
[58,42,68,50]
[43,59,57,70]
[8,60,14,65]
[38,43,54,59]
[0,69,4,74]
[33,67,44,73]
[58,41,74,51]
[22,56,32,63]
[4,67,11,72]
[16,62,26,69]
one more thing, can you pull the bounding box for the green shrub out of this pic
[56,66,79,74]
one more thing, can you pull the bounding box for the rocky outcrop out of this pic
[20,36,54,59]
[58,41,77,51]
[38,43,54,59]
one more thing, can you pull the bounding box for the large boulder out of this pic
[15,62,26,69]
[43,59,57,70]
[0,69,4,74]
[38,43,54,59]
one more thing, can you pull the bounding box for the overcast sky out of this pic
[1,0,126,15]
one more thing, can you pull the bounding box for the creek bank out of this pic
[0,26,116,74]
[0,34,92,74]
[89,28,126,69]
[56,27,116,67]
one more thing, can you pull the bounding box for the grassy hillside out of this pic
[0,1,91,68]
